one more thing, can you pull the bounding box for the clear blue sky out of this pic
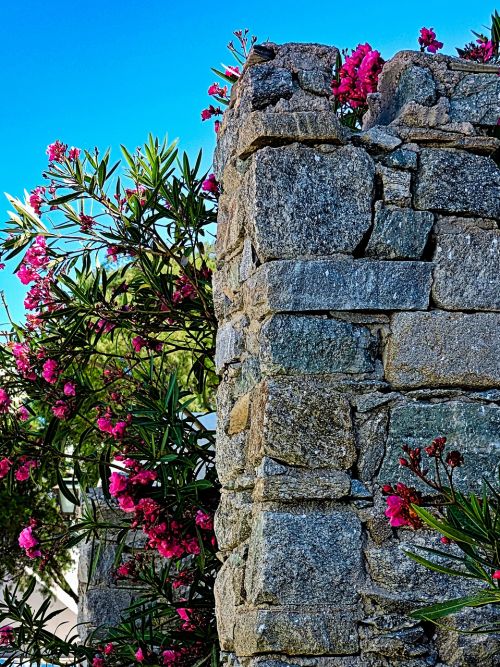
[0,0,495,320]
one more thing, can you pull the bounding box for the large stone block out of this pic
[245,510,363,606]
[366,205,434,260]
[259,315,377,376]
[414,149,500,218]
[246,145,374,260]
[248,376,357,469]
[379,401,500,490]
[432,227,500,311]
[240,64,294,110]
[449,73,500,126]
[234,608,359,656]
[247,260,433,314]
[215,319,247,374]
[385,312,500,388]
[215,491,253,552]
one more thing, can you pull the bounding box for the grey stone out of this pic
[378,165,412,207]
[297,68,331,95]
[241,64,294,110]
[78,587,136,635]
[432,228,500,311]
[271,42,339,73]
[259,315,377,376]
[249,376,357,468]
[78,540,119,587]
[357,408,390,482]
[366,205,434,260]
[385,312,500,388]
[379,401,500,490]
[239,238,258,282]
[246,145,374,261]
[356,126,402,151]
[215,550,247,650]
[449,73,500,126]
[247,259,433,314]
[234,607,359,656]
[216,430,248,487]
[215,491,253,552]
[383,148,418,170]
[415,149,500,218]
[245,510,363,605]
[395,65,437,110]
[215,320,246,374]
[254,458,351,501]
[391,97,450,128]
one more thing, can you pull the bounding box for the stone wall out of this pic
[213,43,500,667]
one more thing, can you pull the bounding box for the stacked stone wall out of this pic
[213,42,500,666]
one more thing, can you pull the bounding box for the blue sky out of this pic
[0,0,496,320]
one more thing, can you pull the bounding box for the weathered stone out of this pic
[449,73,500,126]
[247,260,433,314]
[435,607,500,666]
[271,42,339,73]
[432,227,500,311]
[216,430,248,488]
[215,491,253,552]
[356,126,402,151]
[415,149,500,218]
[215,319,246,374]
[385,312,500,388]
[234,608,359,656]
[254,458,351,501]
[378,165,412,206]
[259,315,377,376]
[240,64,294,110]
[392,126,500,153]
[246,510,362,606]
[366,205,434,260]
[239,238,258,282]
[79,588,136,635]
[78,541,120,587]
[246,145,374,260]
[379,401,500,490]
[357,408,390,483]
[215,550,247,650]
[228,394,251,435]
[249,376,357,468]
[213,256,244,321]
[394,65,437,109]
[297,68,331,95]
[383,147,418,170]
[391,97,450,128]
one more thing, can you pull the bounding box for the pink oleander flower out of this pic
[418,27,444,54]
[42,358,59,384]
[0,264,4,270]
[202,173,219,194]
[493,570,500,580]
[208,82,228,97]
[132,335,147,352]
[18,524,42,558]
[17,264,39,285]
[201,104,223,121]
[29,186,46,215]
[383,482,423,529]
[15,459,38,482]
[195,509,214,531]
[52,400,71,420]
[24,236,48,269]
[79,213,95,232]
[162,650,180,666]
[0,387,11,414]
[183,536,201,555]
[68,147,81,160]
[131,469,157,485]
[104,642,114,655]
[63,381,76,396]
[46,140,67,162]
[225,65,240,78]
[332,43,384,110]
[157,538,184,559]
[214,120,221,133]
[92,657,105,667]
[459,38,494,63]
[12,343,36,380]
[118,494,136,512]
[97,416,114,434]
[0,458,12,479]
[385,495,409,527]
[18,405,30,421]
[135,648,145,663]
[94,319,115,334]
[109,471,129,497]
[111,420,127,440]
[0,625,14,646]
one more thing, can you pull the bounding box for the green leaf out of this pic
[410,594,494,620]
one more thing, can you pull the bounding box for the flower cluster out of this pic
[331,43,384,111]
[383,482,423,528]
[18,521,42,559]
[458,37,494,63]
[418,27,444,53]
[46,140,80,163]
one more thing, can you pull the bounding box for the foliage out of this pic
[383,437,500,631]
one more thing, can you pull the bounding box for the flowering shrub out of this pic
[383,437,500,628]
[0,136,220,665]
[457,10,499,62]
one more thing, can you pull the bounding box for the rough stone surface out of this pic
[383,148,418,170]
[378,165,412,206]
[385,312,500,388]
[247,259,433,314]
[215,491,253,552]
[415,149,500,218]
[432,227,500,311]
[245,510,363,605]
[379,401,500,489]
[366,205,434,259]
[215,320,246,373]
[246,144,374,260]
[449,73,500,126]
[240,64,294,110]
[259,315,377,376]
[248,376,357,468]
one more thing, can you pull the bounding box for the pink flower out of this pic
[183,536,200,555]
[52,400,71,420]
[385,495,410,527]
[195,509,214,531]
[132,335,147,352]
[201,105,223,121]
[202,173,219,194]
[214,120,221,133]
[111,420,127,440]
[12,343,36,380]
[29,186,46,215]
[46,140,67,162]
[42,359,59,384]
[493,570,500,580]
[157,538,184,559]
[0,625,14,646]
[92,657,105,667]
[17,264,39,285]
[208,82,228,97]
[0,388,11,413]
[225,65,240,78]
[176,607,191,622]
[459,38,494,63]
[18,525,42,558]
[15,459,38,482]
[109,471,129,497]
[131,469,157,485]
[63,381,76,396]
[118,494,136,512]
[79,213,95,232]
[24,236,48,269]
[0,458,12,479]
[68,147,81,161]
[332,43,384,110]
[97,416,114,434]
[104,643,114,655]
[162,650,180,665]
[418,27,443,54]
[135,648,145,663]
[18,405,30,421]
